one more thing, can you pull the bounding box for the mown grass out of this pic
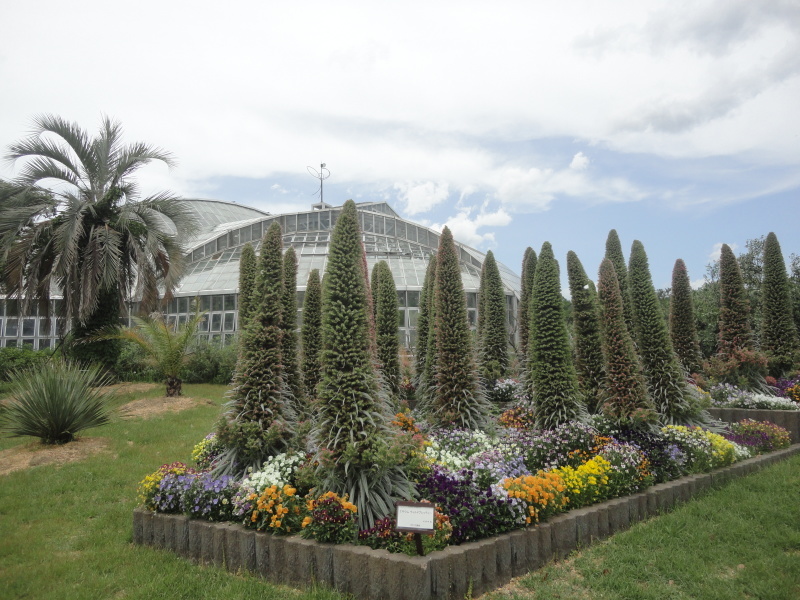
[1,383,798,600]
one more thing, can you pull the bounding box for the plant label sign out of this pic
[394,501,435,534]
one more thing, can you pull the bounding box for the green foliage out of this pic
[596,258,652,422]
[478,250,508,387]
[301,269,323,400]
[237,243,257,329]
[281,246,304,410]
[68,287,122,371]
[669,258,703,375]
[415,254,437,404]
[604,229,634,335]
[628,241,693,424]
[221,222,293,473]
[180,340,237,385]
[528,242,583,428]
[312,200,412,529]
[760,232,799,376]
[373,261,401,398]
[517,247,537,359]
[566,251,605,413]
[91,311,207,397]
[1,359,117,444]
[431,227,491,428]
[0,346,52,381]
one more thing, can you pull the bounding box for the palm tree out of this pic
[92,311,207,396]
[1,115,196,367]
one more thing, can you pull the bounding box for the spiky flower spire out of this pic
[604,229,634,335]
[415,254,437,403]
[669,258,703,376]
[718,243,753,354]
[478,250,508,387]
[281,246,304,410]
[528,242,583,428]
[301,269,323,400]
[237,243,257,329]
[760,232,799,376]
[373,260,401,397]
[518,247,537,358]
[566,250,605,413]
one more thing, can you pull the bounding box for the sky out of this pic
[1,0,799,292]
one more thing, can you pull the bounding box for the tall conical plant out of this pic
[566,251,605,413]
[517,247,537,358]
[628,241,693,423]
[281,246,304,411]
[596,258,652,421]
[311,200,412,529]
[669,259,703,376]
[237,243,257,329]
[430,227,491,428]
[761,232,799,376]
[528,242,583,429]
[373,261,401,398]
[415,254,437,404]
[604,230,634,335]
[478,250,508,387]
[301,269,323,401]
[217,222,292,473]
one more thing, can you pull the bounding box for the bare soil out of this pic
[120,395,200,419]
[0,437,113,476]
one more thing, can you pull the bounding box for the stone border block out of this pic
[507,530,528,578]
[549,514,577,560]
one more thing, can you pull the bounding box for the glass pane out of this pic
[211,313,222,331]
[297,213,308,232]
[198,315,209,332]
[466,292,477,308]
[224,312,235,331]
[224,294,237,310]
[296,291,305,308]
[22,339,34,349]
[467,309,477,326]
[6,299,19,316]
[396,221,406,240]
[307,212,318,231]
[397,309,406,327]
[229,228,240,246]
[5,318,18,336]
[241,226,252,243]
[4,339,18,348]
[40,319,51,335]
[407,291,420,307]
[178,297,189,313]
[374,216,384,235]
[319,211,330,230]
[212,295,223,311]
[284,214,297,233]
[22,318,35,336]
[397,290,407,307]
[38,338,51,350]
[216,236,228,252]
[204,241,216,256]
[385,218,395,237]
[408,309,419,327]
[252,223,263,240]
[201,296,212,311]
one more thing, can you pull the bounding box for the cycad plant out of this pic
[1,359,117,445]
[527,242,583,428]
[311,200,413,529]
[92,311,207,396]
[566,251,605,413]
[760,232,799,376]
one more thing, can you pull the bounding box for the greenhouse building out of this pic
[0,199,522,351]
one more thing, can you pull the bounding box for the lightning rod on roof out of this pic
[307,163,331,209]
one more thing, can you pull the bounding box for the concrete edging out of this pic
[132,444,800,600]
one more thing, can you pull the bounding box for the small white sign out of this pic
[395,502,435,532]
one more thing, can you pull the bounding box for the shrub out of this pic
[0,346,52,381]
[487,377,524,404]
[181,340,238,385]
[115,341,160,383]
[723,419,791,454]
[1,359,117,445]
[709,383,799,410]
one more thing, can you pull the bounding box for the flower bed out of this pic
[708,408,800,444]
[133,443,800,600]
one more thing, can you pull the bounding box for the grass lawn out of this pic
[1,382,798,600]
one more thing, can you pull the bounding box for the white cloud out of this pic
[393,181,450,215]
[691,277,706,290]
[271,184,289,194]
[429,206,512,249]
[570,152,590,170]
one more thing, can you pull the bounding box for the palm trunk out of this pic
[165,376,182,397]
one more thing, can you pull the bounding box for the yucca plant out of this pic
[1,359,117,444]
[91,311,207,397]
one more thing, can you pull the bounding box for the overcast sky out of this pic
[2,0,798,291]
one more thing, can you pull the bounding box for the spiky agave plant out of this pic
[1,359,117,444]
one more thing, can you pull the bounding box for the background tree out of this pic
[301,269,323,401]
[2,115,196,369]
[596,258,652,421]
[567,251,605,413]
[430,227,491,428]
[760,232,799,376]
[628,241,694,423]
[311,200,412,529]
[281,246,304,409]
[217,222,292,473]
[669,258,703,376]
[478,250,508,388]
[604,229,634,335]
[373,261,401,398]
[517,247,537,358]
[237,243,257,330]
[528,242,583,428]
